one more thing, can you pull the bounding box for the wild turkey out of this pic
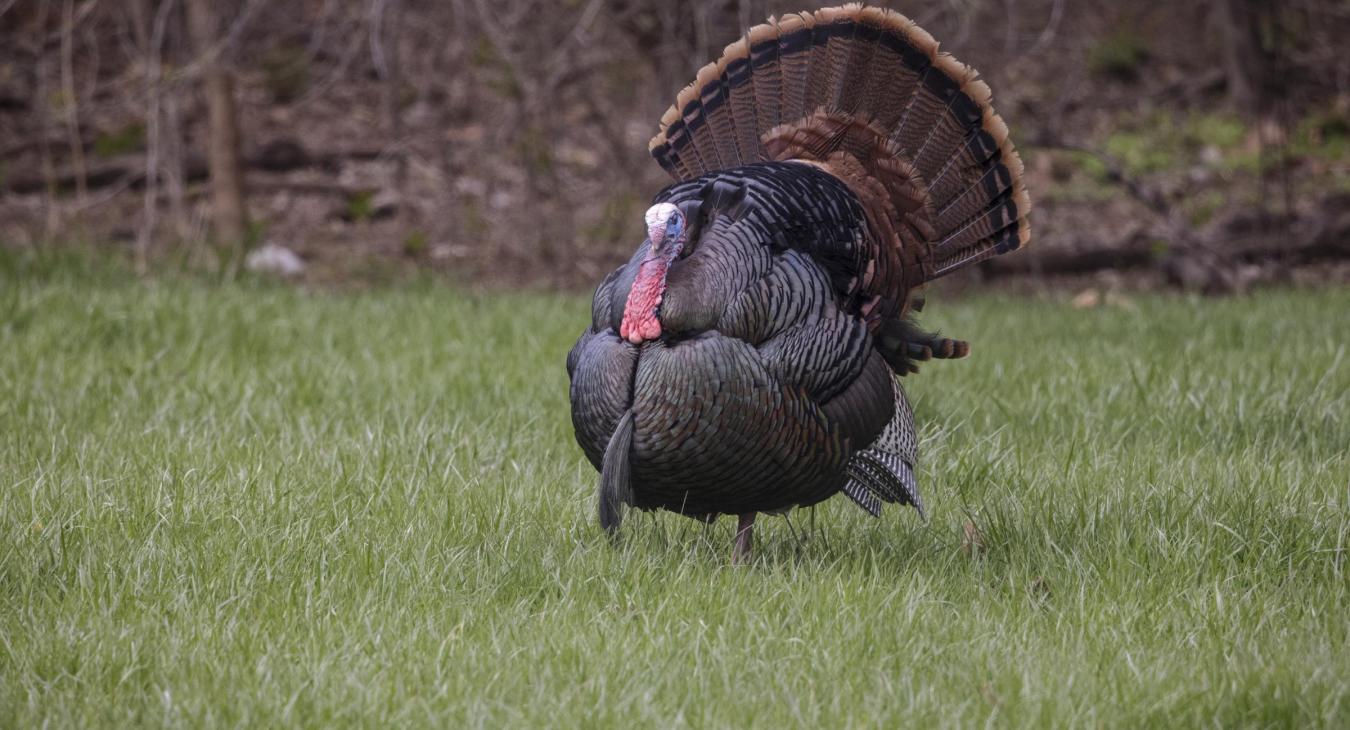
[566,5,1030,561]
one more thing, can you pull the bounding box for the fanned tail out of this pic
[648,4,1030,287]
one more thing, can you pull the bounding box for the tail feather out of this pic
[647,4,1030,289]
[890,66,950,158]
[747,23,783,141]
[937,191,1020,252]
[910,73,984,184]
[831,18,878,115]
[722,43,762,165]
[932,227,1020,278]
[817,10,858,111]
[697,63,740,169]
[925,124,1001,213]
[802,13,839,113]
[776,14,813,123]
[683,77,714,169]
[935,162,1009,226]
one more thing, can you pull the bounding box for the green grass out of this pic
[2,251,1347,727]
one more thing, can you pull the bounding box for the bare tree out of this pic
[137,0,174,271]
[32,1,61,237]
[185,0,248,250]
[371,0,407,197]
[1215,0,1271,116]
[60,0,88,203]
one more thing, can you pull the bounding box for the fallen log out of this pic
[984,196,1350,286]
[3,140,396,194]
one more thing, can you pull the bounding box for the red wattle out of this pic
[620,257,668,344]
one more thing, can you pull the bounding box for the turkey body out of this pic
[568,162,895,516]
[565,5,1030,552]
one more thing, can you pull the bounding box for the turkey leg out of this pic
[732,513,756,565]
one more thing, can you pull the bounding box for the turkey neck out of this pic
[620,249,676,344]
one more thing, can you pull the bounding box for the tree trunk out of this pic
[33,0,61,238]
[1215,0,1269,116]
[376,0,407,195]
[185,0,248,249]
[60,0,88,203]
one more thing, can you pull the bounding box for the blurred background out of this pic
[1,0,1346,290]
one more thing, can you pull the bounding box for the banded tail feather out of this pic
[842,478,883,517]
[843,450,924,518]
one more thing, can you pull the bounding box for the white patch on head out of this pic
[644,203,680,248]
[644,202,679,229]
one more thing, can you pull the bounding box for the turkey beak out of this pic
[647,232,683,262]
[646,225,667,258]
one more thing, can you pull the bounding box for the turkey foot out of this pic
[732,513,756,565]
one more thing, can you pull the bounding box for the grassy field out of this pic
[2,252,1347,727]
